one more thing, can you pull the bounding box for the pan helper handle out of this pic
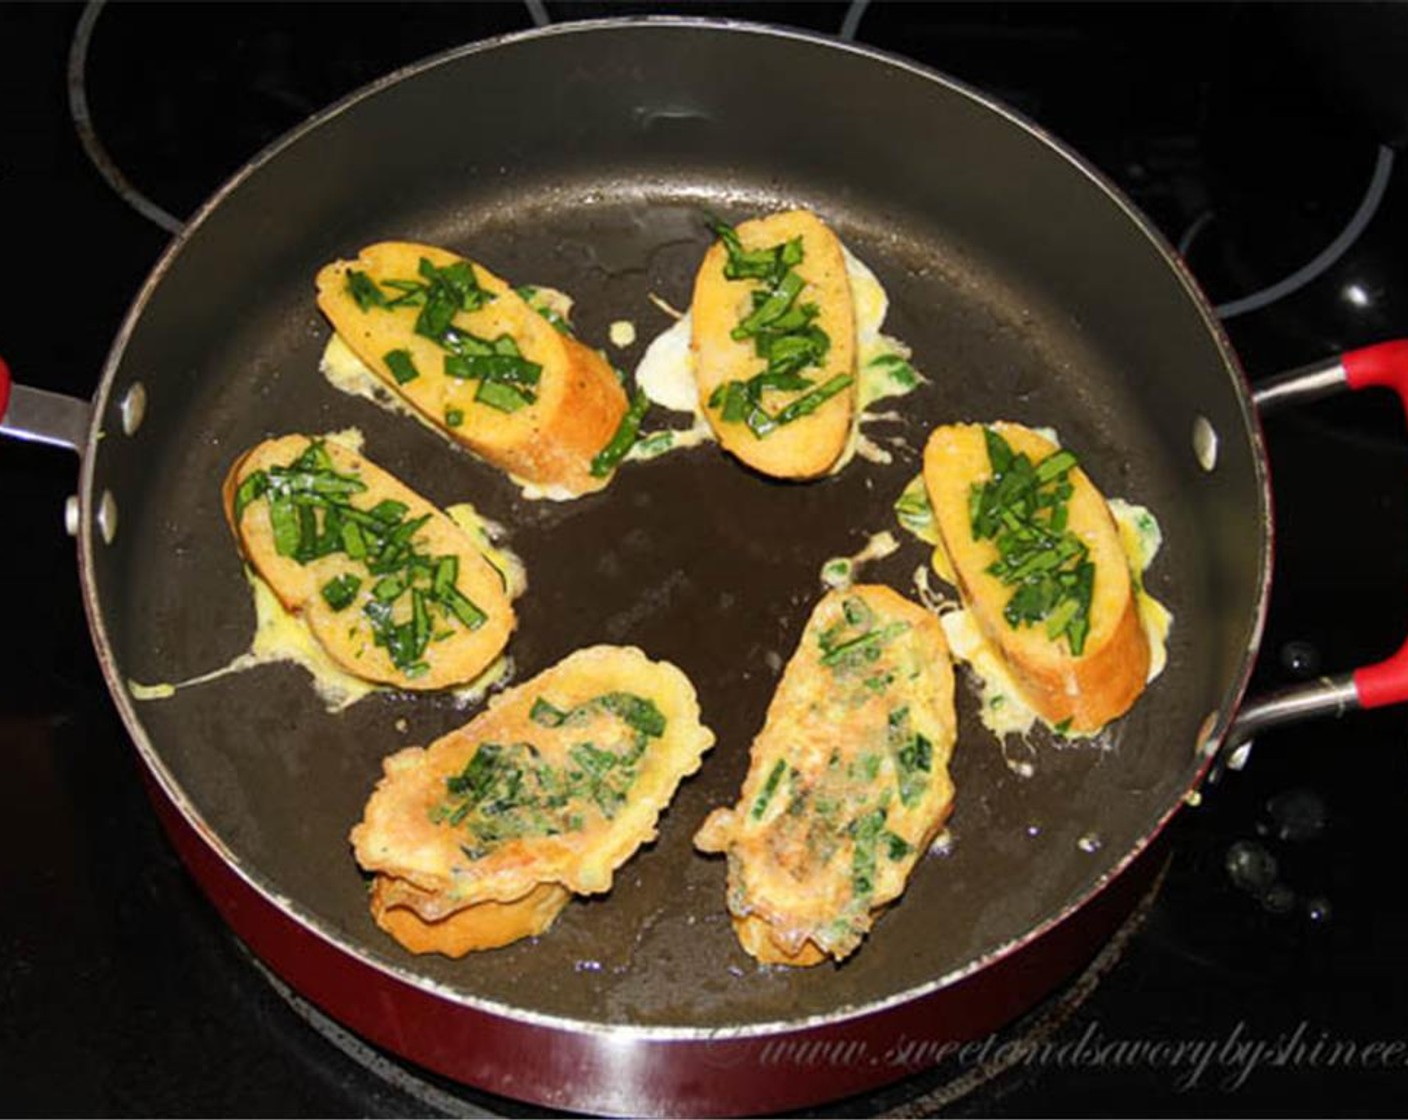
[1343,341,1408,707]
[1232,339,1408,748]
[0,353,92,454]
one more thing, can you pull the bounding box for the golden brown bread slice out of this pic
[223,434,515,691]
[690,210,858,478]
[922,422,1149,732]
[350,645,715,954]
[694,585,957,965]
[316,242,629,497]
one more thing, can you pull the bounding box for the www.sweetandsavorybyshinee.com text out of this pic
[748,1021,1408,1091]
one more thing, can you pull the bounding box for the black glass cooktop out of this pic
[4,3,1408,1115]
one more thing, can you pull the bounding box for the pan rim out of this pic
[76,15,1273,1041]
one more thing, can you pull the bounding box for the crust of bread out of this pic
[690,210,857,478]
[922,422,1150,731]
[693,585,957,965]
[733,913,826,966]
[316,242,628,496]
[223,434,515,691]
[369,876,569,957]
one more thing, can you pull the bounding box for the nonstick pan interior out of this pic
[84,22,1265,1032]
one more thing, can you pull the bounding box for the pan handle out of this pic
[1228,339,1408,749]
[0,354,91,454]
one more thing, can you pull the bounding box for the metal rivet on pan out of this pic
[97,489,118,544]
[64,495,80,537]
[1193,415,1219,472]
[119,381,147,435]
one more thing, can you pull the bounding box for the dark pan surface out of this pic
[84,23,1265,1031]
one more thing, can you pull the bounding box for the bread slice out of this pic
[690,210,857,478]
[922,422,1149,732]
[223,434,515,691]
[369,877,570,958]
[350,646,715,952]
[316,242,628,496]
[694,585,957,965]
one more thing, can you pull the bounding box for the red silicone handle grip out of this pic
[1344,340,1408,707]
[1344,339,1408,420]
[0,354,10,424]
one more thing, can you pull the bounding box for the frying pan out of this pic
[5,18,1408,1117]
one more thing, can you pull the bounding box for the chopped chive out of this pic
[530,698,567,727]
[474,379,532,413]
[444,407,464,427]
[772,373,853,426]
[368,499,408,525]
[972,429,1094,656]
[412,588,430,653]
[590,390,650,478]
[232,471,269,522]
[731,270,805,339]
[598,692,667,738]
[432,555,458,598]
[320,573,361,611]
[268,497,301,557]
[850,808,886,899]
[444,351,542,388]
[384,348,419,385]
[345,269,386,311]
[820,621,910,668]
[1034,449,1078,484]
[842,597,873,628]
[750,759,787,820]
[294,503,318,560]
[373,574,405,602]
[443,585,487,630]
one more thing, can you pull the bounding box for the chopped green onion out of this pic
[340,520,368,560]
[590,390,650,478]
[384,348,419,385]
[432,555,458,598]
[750,759,787,820]
[368,499,408,525]
[444,407,464,427]
[843,597,873,628]
[530,698,567,727]
[373,574,405,602]
[232,471,269,522]
[269,497,301,557]
[320,573,361,611]
[597,692,667,738]
[732,270,805,339]
[1034,449,1078,483]
[850,808,886,899]
[474,379,533,413]
[345,270,386,311]
[772,374,853,426]
[444,352,542,388]
[885,832,912,861]
[442,585,487,630]
[972,429,1094,657]
[820,620,909,668]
